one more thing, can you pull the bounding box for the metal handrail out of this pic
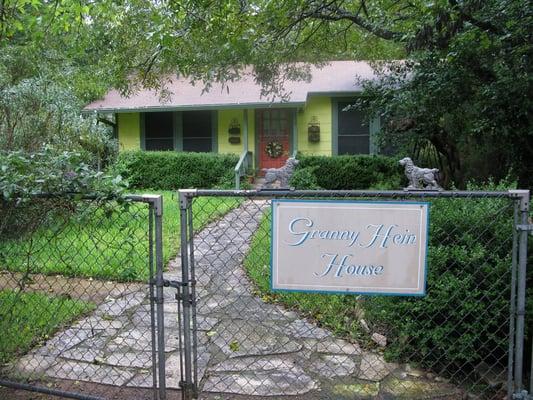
[234,150,252,190]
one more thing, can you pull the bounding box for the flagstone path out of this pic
[7,200,462,399]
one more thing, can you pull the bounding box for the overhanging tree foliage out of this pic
[1,0,531,186]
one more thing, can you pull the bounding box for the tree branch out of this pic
[448,0,503,35]
[303,5,404,41]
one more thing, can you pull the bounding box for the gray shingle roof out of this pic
[84,61,376,112]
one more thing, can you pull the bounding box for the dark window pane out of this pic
[263,116,270,134]
[183,138,212,152]
[145,112,174,151]
[145,139,174,151]
[338,102,369,154]
[338,102,369,136]
[338,135,369,154]
[183,111,212,139]
[261,109,289,138]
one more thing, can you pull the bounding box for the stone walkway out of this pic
[166,200,461,399]
[7,200,462,399]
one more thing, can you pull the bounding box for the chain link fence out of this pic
[0,194,166,400]
[0,189,529,400]
[177,189,531,400]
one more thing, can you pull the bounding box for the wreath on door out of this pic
[265,141,284,158]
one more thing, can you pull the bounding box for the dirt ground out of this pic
[0,271,144,303]
[0,379,181,400]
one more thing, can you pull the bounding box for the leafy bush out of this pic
[0,73,117,169]
[243,181,529,383]
[296,155,404,190]
[0,148,126,201]
[289,166,322,189]
[115,151,239,190]
[0,147,126,240]
[362,182,520,373]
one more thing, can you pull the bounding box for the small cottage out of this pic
[84,61,381,171]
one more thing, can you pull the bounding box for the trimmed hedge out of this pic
[293,154,405,190]
[115,151,238,189]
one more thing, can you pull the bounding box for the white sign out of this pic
[271,200,429,296]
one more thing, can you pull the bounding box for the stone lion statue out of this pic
[399,157,442,190]
[262,157,299,188]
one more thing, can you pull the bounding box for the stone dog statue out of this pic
[399,157,442,190]
[262,157,299,188]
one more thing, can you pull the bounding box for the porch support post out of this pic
[292,108,298,156]
[243,109,249,152]
[369,115,380,155]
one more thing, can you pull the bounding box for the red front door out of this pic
[258,109,291,170]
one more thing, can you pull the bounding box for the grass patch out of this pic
[0,289,94,364]
[0,191,239,282]
[243,211,364,340]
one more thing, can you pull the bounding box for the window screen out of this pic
[182,111,212,152]
[144,112,174,151]
[260,109,289,138]
[337,102,369,154]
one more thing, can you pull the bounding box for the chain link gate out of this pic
[175,189,531,400]
[0,194,167,400]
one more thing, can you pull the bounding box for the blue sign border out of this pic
[270,199,430,297]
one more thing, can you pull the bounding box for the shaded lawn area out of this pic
[243,211,363,340]
[0,191,240,282]
[0,289,94,364]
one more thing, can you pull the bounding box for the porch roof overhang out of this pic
[83,61,376,114]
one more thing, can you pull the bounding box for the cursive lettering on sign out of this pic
[285,217,417,249]
[315,253,385,278]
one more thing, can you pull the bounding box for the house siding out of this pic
[217,109,256,163]
[115,97,381,159]
[297,96,332,156]
[117,113,141,150]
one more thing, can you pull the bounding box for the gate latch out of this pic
[163,279,195,304]
[163,279,186,289]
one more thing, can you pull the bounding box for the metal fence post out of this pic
[179,189,196,400]
[187,201,199,397]
[148,203,159,400]
[145,195,166,400]
[511,190,530,393]
[508,202,519,399]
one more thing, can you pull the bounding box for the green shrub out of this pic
[289,166,322,189]
[243,181,528,383]
[0,147,127,240]
[0,71,117,169]
[362,183,519,373]
[296,154,404,190]
[115,151,238,190]
[0,147,126,201]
